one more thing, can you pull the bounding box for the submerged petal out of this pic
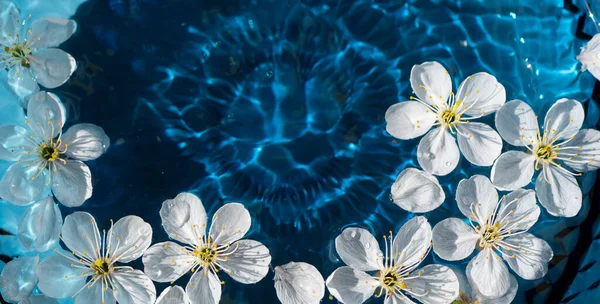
[219,239,271,284]
[0,125,30,161]
[456,122,502,166]
[392,216,432,267]
[417,127,460,176]
[61,211,101,260]
[502,233,553,280]
[111,268,157,304]
[107,215,152,263]
[208,203,251,245]
[36,253,87,299]
[61,123,110,161]
[274,262,325,304]
[432,218,478,261]
[18,196,62,252]
[325,266,378,304]
[0,162,46,206]
[385,101,437,140]
[160,192,208,245]
[543,98,584,141]
[19,294,60,304]
[335,227,383,272]
[455,72,506,117]
[495,99,538,147]
[560,129,600,172]
[29,48,77,89]
[0,256,39,302]
[28,18,77,49]
[186,269,221,304]
[26,91,66,139]
[455,175,498,221]
[466,249,510,298]
[390,168,445,213]
[7,65,40,103]
[156,286,189,304]
[491,151,535,190]
[51,160,93,207]
[410,61,452,107]
[142,242,195,282]
[402,264,459,304]
[535,165,582,217]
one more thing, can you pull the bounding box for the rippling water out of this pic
[0,0,599,303]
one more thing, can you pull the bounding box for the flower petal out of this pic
[390,167,445,213]
[61,123,110,161]
[0,162,46,206]
[208,203,251,246]
[18,196,62,252]
[495,189,539,231]
[417,127,459,176]
[385,294,415,304]
[28,18,76,49]
[455,72,506,117]
[0,256,39,302]
[111,268,157,304]
[502,233,553,280]
[159,192,208,245]
[142,242,195,283]
[186,269,221,304]
[410,61,452,107]
[335,227,383,272]
[7,65,40,102]
[36,253,87,298]
[61,211,101,260]
[456,175,498,221]
[495,99,538,147]
[392,216,432,267]
[0,125,30,161]
[385,101,436,140]
[274,261,325,304]
[403,264,459,304]
[29,48,77,89]
[491,151,535,190]
[456,122,502,166]
[535,165,582,217]
[472,273,518,304]
[26,91,66,139]
[74,278,116,304]
[325,266,378,304]
[218,239,271,284]
[467,249,510,298]
[51,160,93,207]
[577,33,600,80]
[559,129,600,172]
[107,215,152,263]
[156,286,189,304]
[0,1,20,38]
[432,218,478,261]
[19,294,60,304]
[543,98,584,141]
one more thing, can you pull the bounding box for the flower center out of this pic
[40,146,58,161]
[441,109,457,126]
[535,144,555,161]
[91,258,111,276]
[4,44,31,67]
[381,270,406,290]
[481,222,500,244]
[193,246,217,264]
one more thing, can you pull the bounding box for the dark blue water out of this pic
[0,0,599,303]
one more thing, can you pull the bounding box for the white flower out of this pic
[274,262,325,304]
[431,175,553,299]
[18,196,62,252]
[450,267,518,304]
[142,192,272,304]
[491,99,600,217]
[0,91,110,207]
[390,167,445,213]
[576,33,600,81]
[385,61,505,176]
[0,255,39,302]
[36,212,156,304]
[155,286,190,304]
[326,216,459,304]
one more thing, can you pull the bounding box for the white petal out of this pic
[455,175,498,221]
[219,239,271,284]
[455,72,506,117]
[61,211,101,260]
[26,91,66,139]
[74,278,116,304]
[490,151,535,190]
[559,129,600,172]
[0,256,39,302]
[107,215,152,263]
[29,48,77,89]
[466,249,510,298]
[543,98,584,141]
[335,227,383,272]
[535,165,582,217]
[410,61,452,107]
[385,294,415,304]
[577,33,600,80]
[390,167,445,213]
[36,253,87,298]
[502,233,553,280]
[186,269,221,304]
[0,1,20,38]
[19,294,59,304]
[385,101,436,140]
[51,160,93,207]
[0,125,30,161]
[111,268,157,304]
[432,218,478,261]
[156,286,189,304]
[495,189,539,230]
[18,196,62,252]
[7,65,39,102]
[472,273,518,304]
[159,192,208,245]
[325,266,378,304]
[28,18,76,49]
[495,99,538,146]
[417,127,459,176]
[208,203,251,246]
[392,216,432,267]
[61,123,110,161]
[403,264,459,304]
[274,262,325,304]
[456,122,502,166]
[142,242,195,282]
[0,162,46,206]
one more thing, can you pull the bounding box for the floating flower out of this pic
[0,91,110,207]
[390,167,445,213]
[155,286,189,304]
[36,212,156,304]
[0,1,77,103]
[326,216,459,304]
[432,175,553,299]
[576,33,600,81]
[385,61,505,176]
[18,196,62,252]
[274,261,325,304]
[449,267,518,304]
[491,99,600,217]
[142,192,272,304]
[0,255,39,303]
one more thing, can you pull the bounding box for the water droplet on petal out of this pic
[349,230,356,238]
[365,243,371,249]
[445,161,451,166]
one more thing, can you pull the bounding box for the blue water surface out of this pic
[0,0,599,303]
